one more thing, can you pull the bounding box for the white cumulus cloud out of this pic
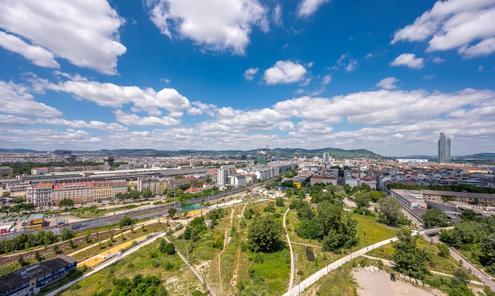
[0,31,59,68]
[147,0,268,55]
[0,81,61,118]
[390,53,424,69]
[392,0,495,58]
[264,60,307,85]
[376,77,399,90]
[0,0,126,74]
[244,67,259,81]
[297,0,330,18]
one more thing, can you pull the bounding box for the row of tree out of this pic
[0,229,74,254]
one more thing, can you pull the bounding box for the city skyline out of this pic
[0,0,495,155]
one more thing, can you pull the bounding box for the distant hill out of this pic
[0,148,41,153]
[456,153,495,161]
[86,147,383,159]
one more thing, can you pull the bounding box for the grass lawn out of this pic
[61,239,203,296]
[352,213,398,250]
[286,209,399,285]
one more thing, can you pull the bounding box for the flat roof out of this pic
[0,255,75,293]
[422,190,495,200]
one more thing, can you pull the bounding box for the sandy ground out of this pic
[353,269,445,296]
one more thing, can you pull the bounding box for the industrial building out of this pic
[0,255,76,296]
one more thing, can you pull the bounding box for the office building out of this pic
[438,133,451,163]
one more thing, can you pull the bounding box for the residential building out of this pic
[26,183,53,208]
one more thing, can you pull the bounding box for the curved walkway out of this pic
[283,208,295,290]
[283,228,448,296]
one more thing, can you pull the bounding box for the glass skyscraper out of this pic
[438,132,451,163]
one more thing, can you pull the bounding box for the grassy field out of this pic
[235,201,290,295]
[72,223,167,261]
[352,213,398,250]
[368,237,467,276]
[60,239,203,296]
[286,209,399,285]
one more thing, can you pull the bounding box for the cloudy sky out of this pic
[0,0,494,156]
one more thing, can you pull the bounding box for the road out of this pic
[283,208,295,290]
[283,228,448,296]
[449,246,495,291]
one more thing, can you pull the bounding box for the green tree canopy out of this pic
[59,198,74,209]
[393,228,429,279]
[378,197,407,226]
[247,216,282,253]
[422,208,449,228]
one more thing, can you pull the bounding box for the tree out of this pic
[247,216,282,253]
[378,197,406,226]
[2,191,11,197]
[167,208,177,218]
[142,189,153,199]
[58,198,74,210]
[393,228,429,279]
[440,222,483,249]
[296,219,323,240]
[111,274,167,296]
[61,229,74,241]
[119,216,134,229]
[354,193,370,210]
[479,233,495,273]
[321,213,358,251]
[422,208,449,228]
[275,198,284,207]
[115,192,128,200]
[159,240,176,255]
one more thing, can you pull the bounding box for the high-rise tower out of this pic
[438,133,451,163]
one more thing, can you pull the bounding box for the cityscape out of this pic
[0,1,495,296]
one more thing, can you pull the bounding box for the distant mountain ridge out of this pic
[3,148,495,160]
[0,147,383,159]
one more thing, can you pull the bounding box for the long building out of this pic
[0,255,76,296]
[27,180,128,208]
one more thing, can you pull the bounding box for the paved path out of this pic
[283,228,448,296]
[449,247,495,291]
[46,231,167,296]
[426,234,495,291]
[283,208,295,291]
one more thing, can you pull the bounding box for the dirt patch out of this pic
[353,268,445,296]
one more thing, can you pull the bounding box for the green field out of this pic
[286,209,399,285]
[61,239,202,296]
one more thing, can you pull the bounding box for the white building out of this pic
[26,183,53,208]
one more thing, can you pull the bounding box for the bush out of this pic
[437,244,450,257]
[159,240,176,255]
[119,216,134,229]
[275,198,284,207]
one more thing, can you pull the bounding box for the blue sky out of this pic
[0,0,494,156]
